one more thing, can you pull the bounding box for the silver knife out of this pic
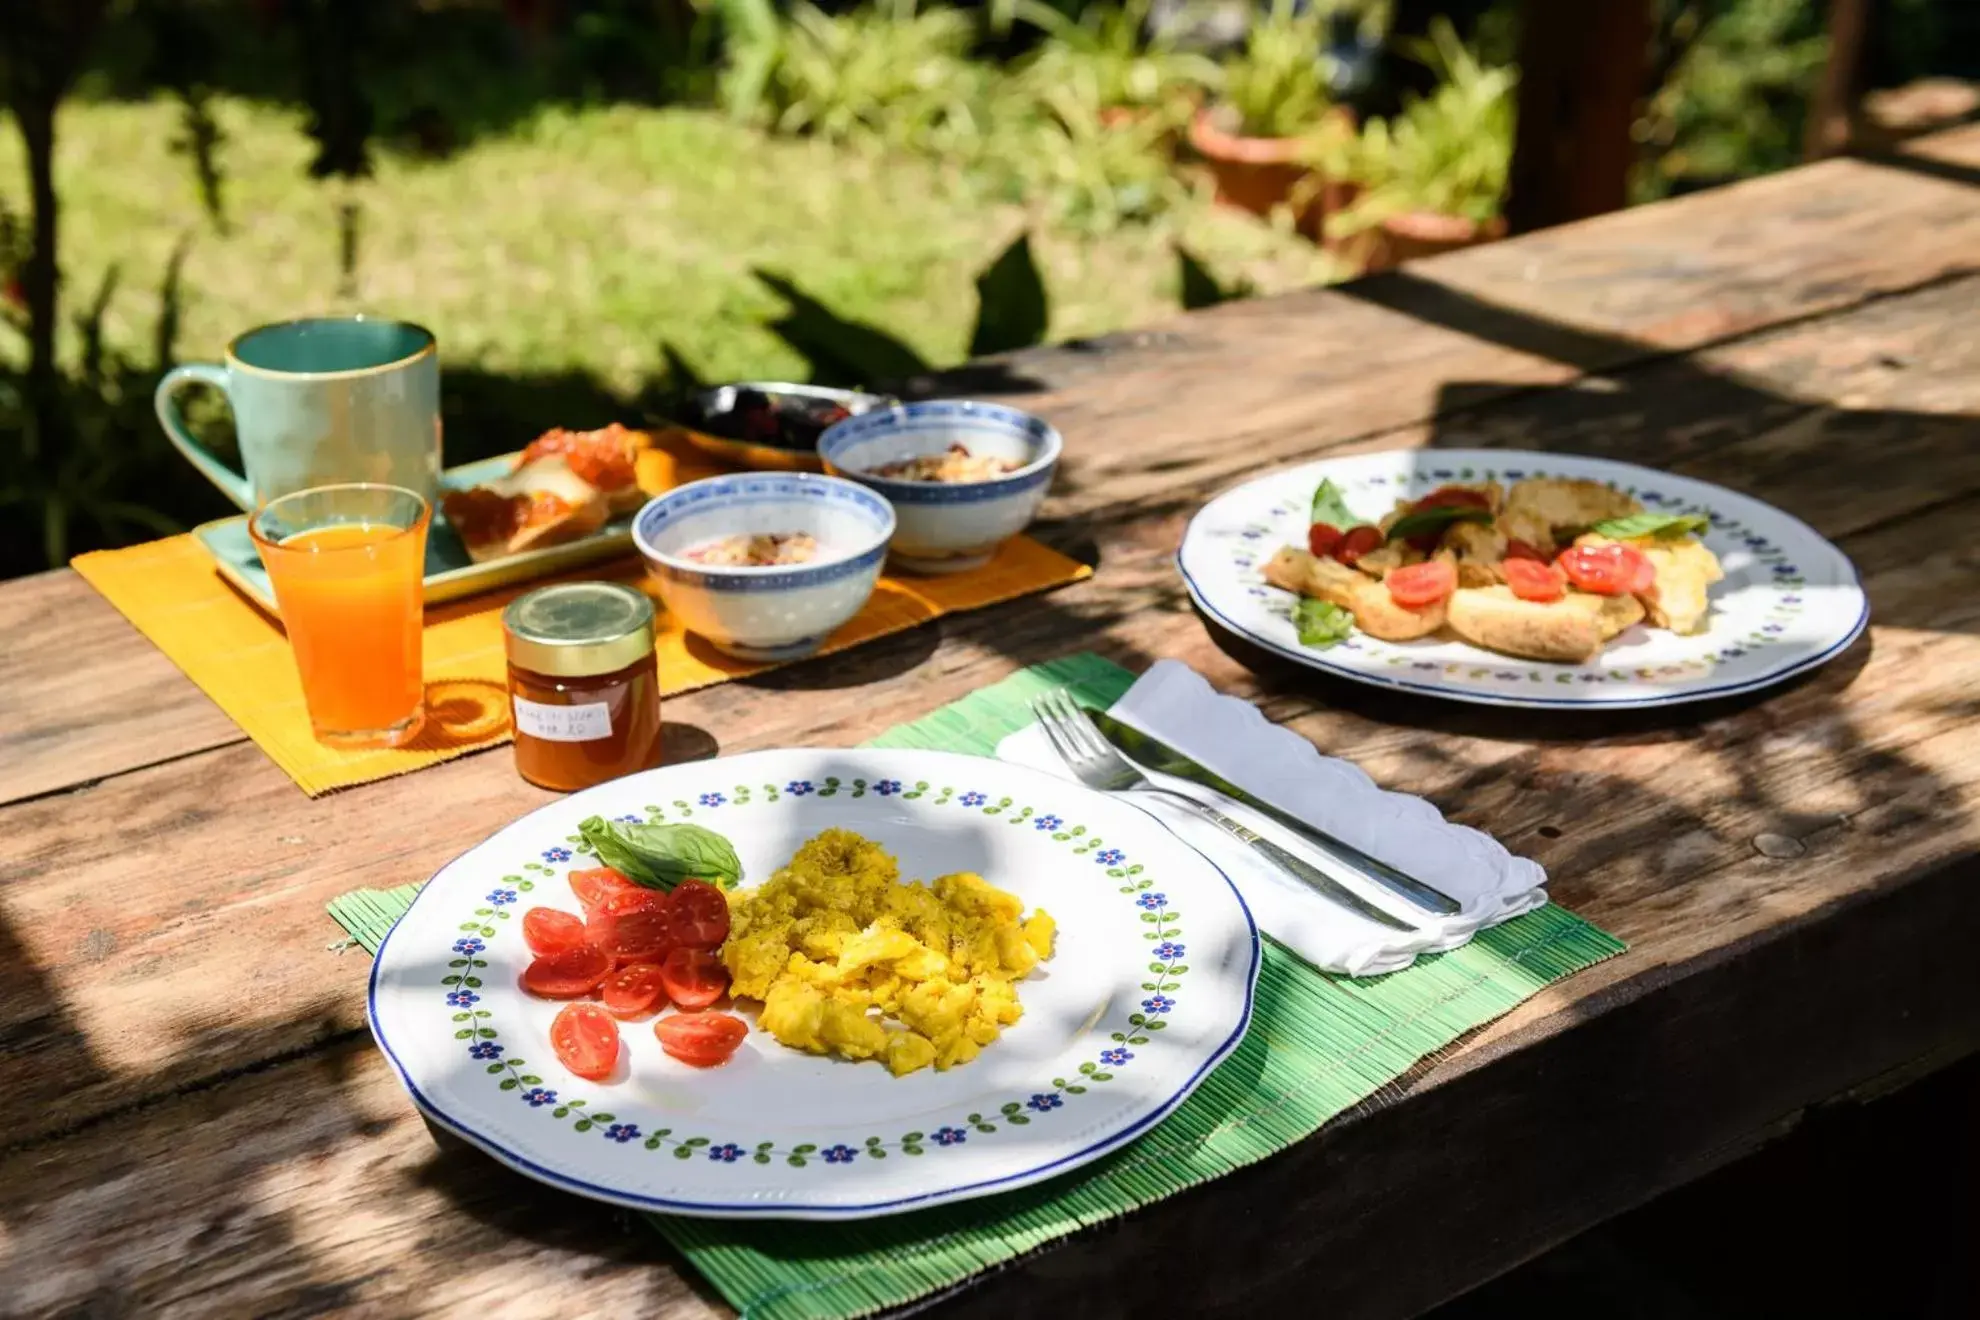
[1089,709,1464,917]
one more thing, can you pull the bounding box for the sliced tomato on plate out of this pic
[1306,522,1344,558]
[666,880,731,951]
[589,887,677,963]
[1384,560,1457,610]
[1336,524,1384,567]
[660,946,729,1010]
[550,1003,621,1080]
[520,943,613,999]
[568,865,639,912]
[601,962,669,1018]
[522,906,589,957]
[654,1012,748,1068]
[1557,543,1654,596]
[1503,556,1567,603]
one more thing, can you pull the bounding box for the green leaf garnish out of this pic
[1293,598,1355,648]
[1309,479,1363,531]
[576,817,742,892]
[1588,512,1709,540]
[1384,504,1493,543]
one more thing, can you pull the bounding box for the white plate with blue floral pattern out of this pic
[369,748,1260,1219]
[1178,448,1867,710]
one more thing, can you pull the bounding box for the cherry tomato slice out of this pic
[520,943,613,999]
[550,1003,621,1081]
[522,907,589,957]
[660,946,729,1010]
[666,880,731,951]
[1504,538,1546,562]
[1557,543,1653,597]
[1336,525,1384,566]
[569,866,638,912]
[1385,559,1458,610]
[1307,522,1344,558]
[1412,486,1492,512]
[654,1012,749,1068]
[1503,556,1567,603]
[588,888,676,963]
[601,962,669,1018]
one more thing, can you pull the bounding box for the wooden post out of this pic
[1507,0,1654,235]
[1805,0,1874,159]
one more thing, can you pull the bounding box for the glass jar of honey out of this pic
[502,582,662,792]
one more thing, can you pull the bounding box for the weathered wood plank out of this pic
[11,126,1980,804]
[0,570,238,805]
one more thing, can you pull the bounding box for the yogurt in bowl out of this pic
[818,401,1062,574]
[632,473,895,661]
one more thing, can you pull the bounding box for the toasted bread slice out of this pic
[441,455,610,563]
[1447,585,1605,663]
[519,423,651,515]
[1264,546,1444,640]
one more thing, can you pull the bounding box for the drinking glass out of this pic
[249,483,430,747]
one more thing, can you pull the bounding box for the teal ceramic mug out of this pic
[155,316,442,510]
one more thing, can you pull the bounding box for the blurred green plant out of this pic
[717,0,996,155]
[1011,0,1220,117]
[1216,0,1336,139]
[1321,17,1515,235]
[986,80,1187,231]
[1635,0,1828,199]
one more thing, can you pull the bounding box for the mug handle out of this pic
[154,363,253,510]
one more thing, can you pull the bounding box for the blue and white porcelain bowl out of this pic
[819,401,1062,574]
[632,474,895,662]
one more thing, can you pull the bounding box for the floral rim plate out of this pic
[368,747,1260,1219]
[1177,448,1868,710]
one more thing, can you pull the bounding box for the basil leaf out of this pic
[1384,504,1492,543]
[1588,511,1709,540]
[1308,479,1362,531]
[1293,598,1355,648]
[576,817,743,892]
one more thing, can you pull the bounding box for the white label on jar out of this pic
[513,695,613,743]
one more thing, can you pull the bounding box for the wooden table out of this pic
[5,127,1979,1319]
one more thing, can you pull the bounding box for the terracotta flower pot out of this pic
[1188,106,1352,240]
[1361,211,1507,271]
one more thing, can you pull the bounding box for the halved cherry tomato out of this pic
[654,1012,748,1068]
[1503,556,1567,603]
[569,865,638,912]
[1412,486,1492,512]
[520,943,613,999]
[522,907,589,957]
[666,880,731,951]
[1504,538,1546,562]
[1557,543,1654,596]
[588,887,676,963]
[1307,522,1344,558]
[601,962,669,1018]
[550,1002,621,1080]
[1385,559,1458,610]
[1336,525,1384,566]
[660,946,729,1010]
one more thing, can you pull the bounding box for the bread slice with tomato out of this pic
[440,454,611,564]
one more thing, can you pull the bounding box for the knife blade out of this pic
[1088,709,1464,917]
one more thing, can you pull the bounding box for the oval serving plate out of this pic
[1178,448,1868,710]
[669,383,895,473]
[370,748,1259,1219]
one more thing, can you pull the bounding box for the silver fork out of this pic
[1030,688,1416,932]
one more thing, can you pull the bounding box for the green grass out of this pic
[3,95,1336,401]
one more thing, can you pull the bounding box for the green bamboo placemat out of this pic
[329,653,1625,1320]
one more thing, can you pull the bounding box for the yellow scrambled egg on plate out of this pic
[721,828,1056,1076]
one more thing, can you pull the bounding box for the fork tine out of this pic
[1039,689,1084,756]
[1054,689,1111,760]
[1031,695,1084,770]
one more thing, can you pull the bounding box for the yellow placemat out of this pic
[73,532,1089,796]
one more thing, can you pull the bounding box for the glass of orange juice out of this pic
[249,483,431,748]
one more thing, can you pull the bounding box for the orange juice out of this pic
[262,520,426,744]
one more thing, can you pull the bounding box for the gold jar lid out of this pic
[503,582,656,678]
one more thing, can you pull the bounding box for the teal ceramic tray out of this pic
[194,454,638,616]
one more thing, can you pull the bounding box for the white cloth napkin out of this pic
[995,660,1548,975]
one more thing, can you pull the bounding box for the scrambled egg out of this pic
[722,829,1056,1076]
